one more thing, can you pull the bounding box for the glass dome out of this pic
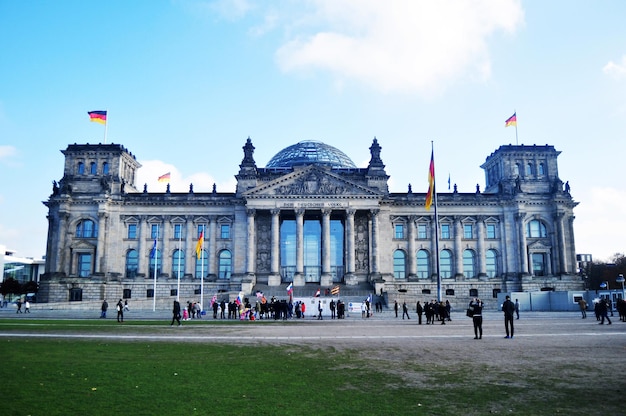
[266,141,357,169]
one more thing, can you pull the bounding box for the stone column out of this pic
[208,218,216,277]
[408,216,417,280]
[477,216,486,279]
[58,212,70,275]
[554,212,565,275]
[96,212,107,273]
[369,209,380,280]
[294,208,305,286]
[430,216,438,281]
[138,216,147,277]
[321,209,332,286]
[454,216,463,279]
[161,216,170,278]
[516,213,528,275]
[185,217,193,278]
[345,209,356,279]
[246,209,256,276]
[268,209,281,286]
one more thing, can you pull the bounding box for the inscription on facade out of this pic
[279,202,349,209]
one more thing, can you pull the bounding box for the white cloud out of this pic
[274,0,524,95]
[135,160,236,193]
[603,55,626,80]
[0,145,17,161]
[574,187,626,262]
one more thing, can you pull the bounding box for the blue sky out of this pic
[1,0,625,262]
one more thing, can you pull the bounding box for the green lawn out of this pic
[0,319,622,415]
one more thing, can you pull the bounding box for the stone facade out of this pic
[40,139,582,309]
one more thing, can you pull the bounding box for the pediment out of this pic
[528,240,552,250]
[70,240,96,250]
[243,166,382,198]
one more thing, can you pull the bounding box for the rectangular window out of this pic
[151,224,159,239]
[486,224,496,239]
[394,224,404,239]
[417,224,427,239]
[197,224,205,238]
[441,224,450,239]
[174,224,183,239]
[127,224,137,239]
[220,224,230,239]
[77,253,92,277]
[464,224,473,239]
[123,289,132,299]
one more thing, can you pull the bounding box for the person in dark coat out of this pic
[416,301,423,324]
[502,296,515,338]
[171,300,182,326]
[116,299,124,323]
[100,300,108,318]
[469,298,483,339]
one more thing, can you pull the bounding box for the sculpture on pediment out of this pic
[275,174,352,196]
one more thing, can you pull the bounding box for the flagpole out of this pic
[431,141,442,302]
[200,225,205,313]
[153,225,158,312]
[177,232,181,302]
[104,109,108,144]
[514,109,518,145]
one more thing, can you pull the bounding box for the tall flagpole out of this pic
[153,225,159,312]
[177,232,182,302]
[514,109,518,145]
[200,225,205,313]
[430,141,442,302]
[104,109,108,144]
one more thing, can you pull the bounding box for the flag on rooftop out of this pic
[505,112,517,127]
[88,110,107,124]
[158,172,171,183]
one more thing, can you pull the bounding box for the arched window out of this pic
[463,249,476,278]
[77,162,85,174]
[125,249,138,278]
[103,162,109,175]
[76,219,97,238]
[393,250,406,279]
[526,220,547,238]
[172,249,185,279]
[486,249,498,278]
[90,162,97,174]
[538,163,545,176]
[440,249,453,278]
[195,249,208,278]
[218,250,232,279]
[526,163,533,176]
[416,249,430,279]
[149,249,162,278]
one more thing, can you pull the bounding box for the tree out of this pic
[0,278,22,301]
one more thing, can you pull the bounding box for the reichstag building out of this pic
[40,138,582,308]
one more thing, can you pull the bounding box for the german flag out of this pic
[331,285,340,295]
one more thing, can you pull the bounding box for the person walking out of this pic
[578,298,587,319]
[502,296,515,338]
[416,301,423,325]
[25,300,31,313]
[469,298,483,339]
[116,299,124,323]
[515,299,520,320]
[317,301,323,320]
[171,300,182,326]
[330,299,336,319]
[394,300,399,318]
[598,298,612,325]
[402,302,410,320]
[16,299,22,313]
[100,299,108,318]
[123,300,130,312]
